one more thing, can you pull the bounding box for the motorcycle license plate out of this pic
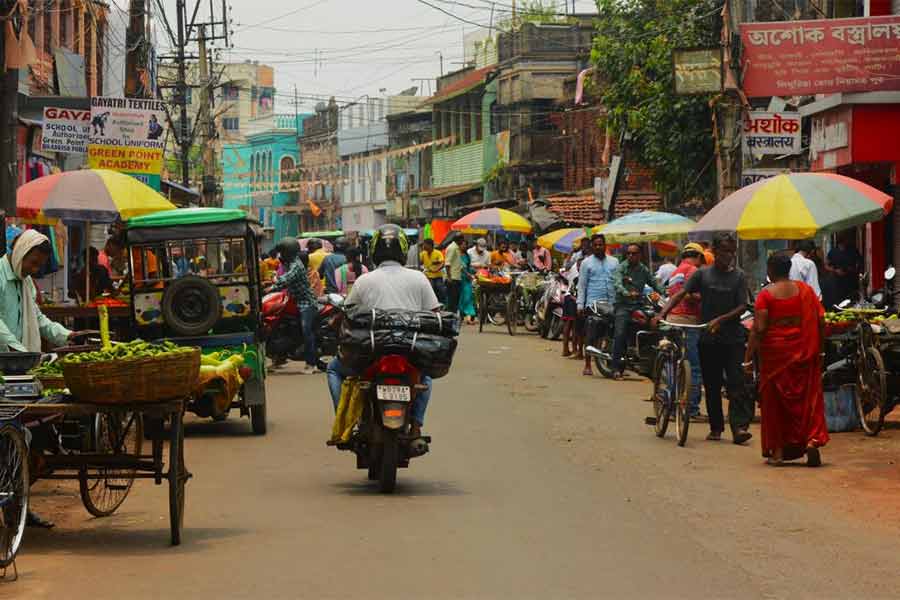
[376,385,411,402]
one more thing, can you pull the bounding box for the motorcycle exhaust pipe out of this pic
[585,346,611,360]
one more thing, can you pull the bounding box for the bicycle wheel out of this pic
[857,347,887,436]
[478,293,488,333]
[80,412,144,517]
[651,354,672,438]
[675,359,691,447]
[0,425,28,568]
[507,289,518,336]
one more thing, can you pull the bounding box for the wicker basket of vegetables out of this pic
[30,361,67,390]
[61,340,201,405]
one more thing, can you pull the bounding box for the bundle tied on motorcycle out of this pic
[339,308,460,378]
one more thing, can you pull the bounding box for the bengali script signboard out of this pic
[742,111,802,156]
[740,15,900,97]
[673,48,723,95]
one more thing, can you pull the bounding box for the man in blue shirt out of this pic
[577,233,618,376]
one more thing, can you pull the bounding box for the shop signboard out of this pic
[742,111,802,157]
[672,48,723,95]
[809,106,853,171]
[740,168,781,188]
[41,106,91,155]
[740,15,900,97]
[87,96,167,190]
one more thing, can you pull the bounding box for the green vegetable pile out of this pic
[30,361,64,377]
[60,339,195,364]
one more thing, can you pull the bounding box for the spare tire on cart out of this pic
[161,276,222,337]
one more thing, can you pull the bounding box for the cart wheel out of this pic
[168,412,187,546]
[506,289,518,336]
[0,425,29,569]
[857,347,887,436]
[250,402,267,436]
[80,412,144,517]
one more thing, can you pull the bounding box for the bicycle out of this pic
[647,320,707,447]
[0,405,29,573]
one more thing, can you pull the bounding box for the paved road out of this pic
[18,329,900,599]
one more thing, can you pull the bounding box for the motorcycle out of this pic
[535,269,569,340]
[261,290,344,369]
[516,270,550,333]
[586,295,663,378]
[329,355,432,493]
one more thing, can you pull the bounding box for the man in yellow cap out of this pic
[661,242,706,419]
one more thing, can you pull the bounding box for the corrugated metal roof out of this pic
[421,66,495,107]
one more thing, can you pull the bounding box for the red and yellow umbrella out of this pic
[17,169,176,222]
[693,173,893,239]
[452,208,532,235]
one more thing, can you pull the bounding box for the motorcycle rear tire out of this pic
[548,314,563,341]
[379,430,399,493]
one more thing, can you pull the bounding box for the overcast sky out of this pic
[113,0,598,112]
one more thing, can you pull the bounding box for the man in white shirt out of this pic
[328,225,440,437]
[790,240,822,300]
[467,238,490,269]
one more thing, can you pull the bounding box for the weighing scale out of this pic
[0,375,43,400]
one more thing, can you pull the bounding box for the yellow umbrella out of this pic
[537,228,589,253]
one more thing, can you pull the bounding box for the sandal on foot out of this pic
[582,368,593,376]
[806,446,822,467]
[706,431,722,441]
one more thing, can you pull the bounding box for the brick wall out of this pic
[560,103,658,194]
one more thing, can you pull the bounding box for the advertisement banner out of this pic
[88,97,167,189]
[741,111,801,156]
[740,15,900,97]
[41,106,91,154]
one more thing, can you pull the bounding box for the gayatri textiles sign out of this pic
[740,15,900,97]
[88,96,167,190]
[741,111,801,156]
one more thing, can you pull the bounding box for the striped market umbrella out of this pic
[593,211,696,242]
[693,173,893,240]
[537,228,589,254]
[17,169,176,222]
[452,208,533,235]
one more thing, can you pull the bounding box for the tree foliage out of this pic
[591,0,723,205]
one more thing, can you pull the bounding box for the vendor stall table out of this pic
[11,397,189,546]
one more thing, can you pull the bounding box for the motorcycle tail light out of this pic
[239,366,253,380]
[631,310,647,324]
[377,354,413,375]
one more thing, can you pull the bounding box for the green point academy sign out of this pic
[87,96,167,191]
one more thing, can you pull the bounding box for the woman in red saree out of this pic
[745,252,829,466]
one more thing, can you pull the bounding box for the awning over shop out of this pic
[416,182,483,200]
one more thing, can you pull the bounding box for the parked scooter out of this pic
[261,291,344,369]
[535,269,569,340]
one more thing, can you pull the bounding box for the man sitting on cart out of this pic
[0,230,83,528]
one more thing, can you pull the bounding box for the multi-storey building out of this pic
[297,99,340,231]
[222,114,306,247]
[385,94,433,223]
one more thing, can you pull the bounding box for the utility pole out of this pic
[0,1,21,257]
[156,0,231,195]
[175,0,191,189]
[197,25,215,205]
[125,0,147,97]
